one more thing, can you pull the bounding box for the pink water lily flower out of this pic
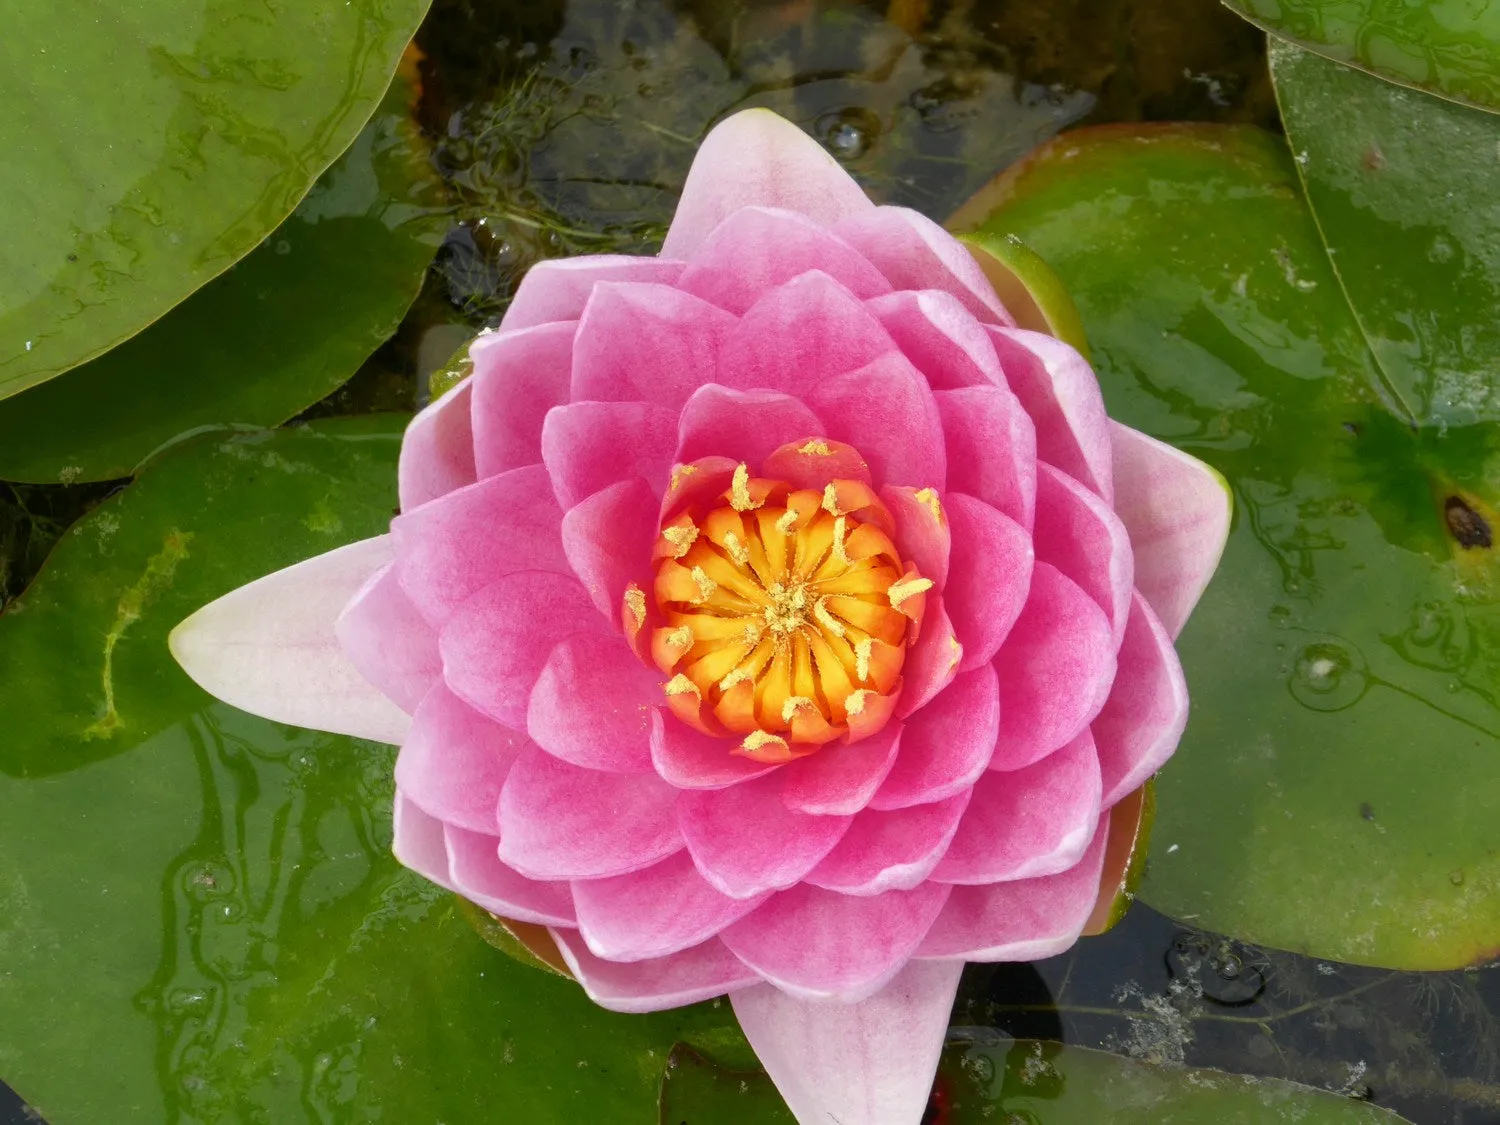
[171,108,1230,1124]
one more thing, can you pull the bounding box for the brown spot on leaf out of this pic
[1363,144,1385,171]
[1445,496,1492,550]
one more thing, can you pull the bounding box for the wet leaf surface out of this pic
[0,0,432,400]
[957,123,1500,972]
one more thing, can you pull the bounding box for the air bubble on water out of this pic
[1289,638,1369,712]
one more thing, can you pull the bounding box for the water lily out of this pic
[170,108,1230,1124]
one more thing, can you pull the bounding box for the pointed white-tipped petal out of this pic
[169,536,411,743]
[731,959,962,1125]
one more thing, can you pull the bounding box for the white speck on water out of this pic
[1167,843,1179,853]
[24,340,32,351]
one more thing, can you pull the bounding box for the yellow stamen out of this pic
[690,566,717,602]
[914,487,943,525]
[742,730,788,754]
[670,463,698,491]
[821,482,842,516]
[661,524,698,557]
[731,463,759,511]
[623,583,646,629]
[723,530,751,567]
[813,596,846,638]
[855,637,873,682]
[798,439,833,456]
[887,575,934,610]
[664,674,700,698]
[782,696,816,723]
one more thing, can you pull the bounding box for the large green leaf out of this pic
[0,80,445,484]
[956,124,1500,970]
[0,0,432,400]
[1270,39,1500,427]
[1224,0,1500,113]
[659,1039,1410,1122]
[0,420,749,1123]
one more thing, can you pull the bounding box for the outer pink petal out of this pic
[936,385,1037,531]
[650,710,782,790]
[881,486,950,588]
[541,401,678,509]
[444,824,576,926]
[570,282,738,410]
[550,931,759,1013]
[1093,592,1189,808]
[679,772,851,898]
[391,465,568,626]
[988,327,1113,502]
[988,563,1117,772]
[732,959,962,1125]
[470,321,576,479]
[394,685,525,834]
[498,744,683,880]
[392,790,458,888]
[676,385,825,467]
[715,271,896,399]
[872,664,999,811]
[720,881,950,1002]
[1034,464,1134,644]
[438,570,602,730]
[500,255,686,332]
[170,537,411,743]
[527,633,659,773]
[833,206,1013,325]
[780,723,901,815]
[915,812,1109,961]
[931,730,1102,884]
[571,851,768,962]
[399,377,476,511]
[661,109,875,259]
[335,562,441,714]
[803,352,946,489]
[561,477,660,619]
[895,594,961,719]
[944,493,1033,671]
[677,206,892,314]
[1109,421,1231,639]
[805,792,969,895]
[867,288,1002,390]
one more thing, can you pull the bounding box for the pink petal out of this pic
[872,664,998,811]
[881,486,951,588]
[931,730,1102,884]
[392,790,457,887]
[780,723,901,816]
[988,563,1117,772]
[677,206,892,314]
[715,271,896,399]
[394,685,525,834]
[550,930,759,1013]
[1093,592,1189,808]
[1109,421,1232,639]
[335,561,441,714]
[867,288,1002,390]
[833,206,1012,325]
[732,959,962,1125]
[650,710,782,790]
[444,824,576,926]
[989,327,1113,502]
[498,744,683,879]
[721,881,950,1002]
[541,401,678,509]
[896,594,962,719]
[915,812,1109,961]
[936,385,1037,531]
[662,109,875,259]
[570,282,738,411]
[391,465,568,626]
[500,255,686,332]
[561,477,660,619]
[806,793,970,895]
[679,772,851,898]
[438,570,603,730]
[470,321,576,479]
[528,632,659,773]
[803,351,946,489]
[944,493,1033,671]
[1034,464,1134,644]
[399,377,476,511]
[676,385,825,467]
[169,537,411,743]
[572,850,768,962]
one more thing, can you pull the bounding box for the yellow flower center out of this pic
[646,461,932,761]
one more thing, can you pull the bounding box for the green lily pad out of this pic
[0,0,432,401]
[1224,0,1500,114]
[0,78,445,484]
[956,123,1500,970]
[1270,39,1500,427]
[0,420,750,1122]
